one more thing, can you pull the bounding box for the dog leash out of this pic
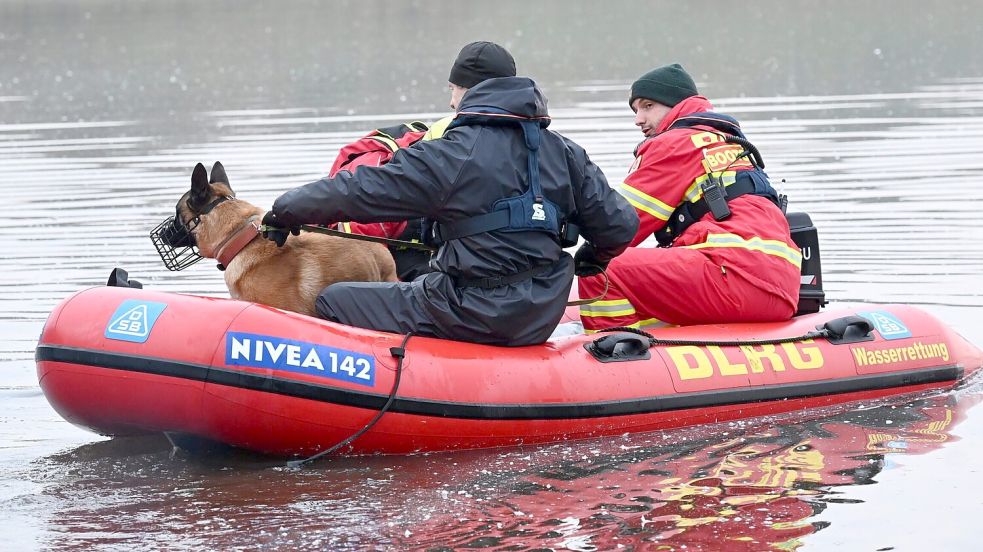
[260,223,608,306]
[260,224,438,252]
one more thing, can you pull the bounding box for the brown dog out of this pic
[157,161,397,317]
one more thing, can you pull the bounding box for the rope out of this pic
[285,333,413,468]
[567,266,609,306]
[596,325,831,348]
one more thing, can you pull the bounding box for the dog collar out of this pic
[215,215,262,271]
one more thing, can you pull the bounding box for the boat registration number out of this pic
[225,332,374,386]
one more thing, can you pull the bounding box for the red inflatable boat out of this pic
[35,285,982,457]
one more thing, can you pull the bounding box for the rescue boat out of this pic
[35,282,982,457]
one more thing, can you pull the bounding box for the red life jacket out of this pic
[329,121,428,240]
[329,121,428,178]
[329,121,433,281]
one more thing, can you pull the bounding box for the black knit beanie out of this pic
[449,41,516,88]
[629,63,699,108]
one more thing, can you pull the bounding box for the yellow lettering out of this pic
[709,346,748,376]
[782,340,824,370]
[702,144,752,171]
[690,132,722,147]
[741,344,787,373]
[851,342,950,366]
[668,346,713,380]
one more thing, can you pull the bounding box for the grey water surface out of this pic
[2,1,983,550]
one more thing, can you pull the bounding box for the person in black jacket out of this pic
[263,75,638,346]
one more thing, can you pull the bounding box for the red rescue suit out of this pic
[329,122,429,241]
[579,96,801,331]
[329,122,436,281]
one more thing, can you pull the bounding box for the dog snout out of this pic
[157,216,196,248]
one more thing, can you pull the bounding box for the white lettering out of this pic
[532,203,546,221]
[227,334,372,383]
[265,341,286,363]
[302,349,324,370]
[286,344,301,365]
[355,359,372,379]
[340,356,355,376]
[231,337,250,360]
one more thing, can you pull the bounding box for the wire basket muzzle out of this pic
[149,216,204,271]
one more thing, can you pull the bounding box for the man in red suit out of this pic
[577,64,801,332]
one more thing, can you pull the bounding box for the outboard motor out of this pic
[787,212,826,315]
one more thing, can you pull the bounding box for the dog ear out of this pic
[190,163,210,209]
[209,161,229,186]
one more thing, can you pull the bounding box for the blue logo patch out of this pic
[105,300,168,343]
[225,332,375,387]
[858,311,912,340]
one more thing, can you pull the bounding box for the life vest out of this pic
[329,122,426,244]
[329,121,434,281]
[653,112,784,247]
[329,121,429,176]
[431,107,570,245]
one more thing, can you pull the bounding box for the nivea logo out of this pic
[859,311,913,340]
[225,332,375,386]
[105,300,168,343]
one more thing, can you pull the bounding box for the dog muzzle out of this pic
[150,215,204,271]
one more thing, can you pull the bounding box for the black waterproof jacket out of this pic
[272,77,638,345]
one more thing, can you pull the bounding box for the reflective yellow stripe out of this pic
[340,222,352,233]
[619,183,674,221]
[682,171,738,203]
[423,116,454,141]
[583,319,671,334]
[367,135,399,152]
[684,233,802,268]
[638,317,672,330]
[585,321,641,334]
[580,299,636,318]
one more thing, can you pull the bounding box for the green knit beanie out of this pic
[629,63,699,108]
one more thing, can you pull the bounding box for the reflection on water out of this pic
[25,387,982,550]
[402,388,983,551]
[3,1,983,549]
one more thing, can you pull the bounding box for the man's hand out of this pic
[573,243,609,277]
[261,210,301,247]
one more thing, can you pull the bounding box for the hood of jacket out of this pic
[655,95,715,133]
[457,76,549,119]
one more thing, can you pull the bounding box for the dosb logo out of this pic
[105,300,168,343]
[859,311,912,341]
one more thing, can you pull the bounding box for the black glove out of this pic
[261,210,301,247]
[573,243,609,277]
